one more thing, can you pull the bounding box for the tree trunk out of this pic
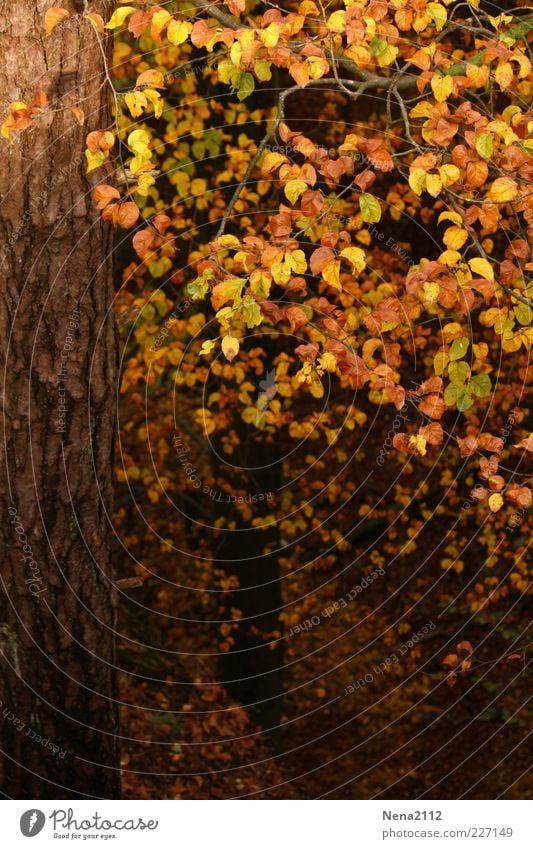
[0,0,119,798]
[212,425,284,751]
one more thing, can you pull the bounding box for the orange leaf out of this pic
[288,62,309,87]
[71,106,85,125]
[136,70,166,90]
[152,212,171,235]
[132,229,155,259]
[85,12,105,33]
[419,394,445,420]
[286,305,308,334]
[45,6,69,35]
[93,185,120,210]
[118,202,140,229]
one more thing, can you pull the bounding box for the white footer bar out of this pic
[4,800,531,848]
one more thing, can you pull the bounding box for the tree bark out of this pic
[0,0,119,798]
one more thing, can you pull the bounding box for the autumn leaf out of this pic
[488,493,503,512]
[284,180,307,204]
[85,13,105,33]
[132,229,155,260]
[93,185,120,210]
[45,7,69,35]
[71,106,85,125]
[136,70,165,90]
[514,434,533,452]
[222,335,239,361]
[286,305,309,334]
[105,6,136,30]
[167,20,193,46]
[339,247,366,272]
[468,258,494,282]
[117,202,140,229]
[359,193,381,223]
[488,177,518,203]
[431,74,453,103]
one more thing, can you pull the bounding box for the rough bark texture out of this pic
[0,0,119,798]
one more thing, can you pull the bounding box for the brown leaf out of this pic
[116,577,144,589]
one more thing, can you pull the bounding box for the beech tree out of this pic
[0,0,119,798]
[1,0,531,801]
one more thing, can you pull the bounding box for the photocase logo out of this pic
[20,809,46,837]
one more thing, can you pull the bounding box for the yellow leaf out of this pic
[249,270,271,298]
[125,91,148,119]
[143,89,164,119]
[215,235,241,249]
[128,129,151,155]
[426,173,442,197]
[45,7,69,35]
[135,174,155,197]
[327,10,346,32]
[439,164,460,187]
[488,493,503,512]
[151,9,172,39]
[488,177,518,202]
[423,281,440,306]
[408,434,427,456]
[427,2,447,32]
[284,180,307,204]
[322,259,342,290]
[286,249,307,274]
[211,277,245,310]
[167,19,193,46]
[378,43,398,67]
[468,258,494,282]
[318,352,337,372]
[431,74,453,103]
[222,335,239,361]
[494,62,513,89]
[438,211,462,226]
[105,6,135,29]
[359,193,382,223]
[199,339,217,356]
[85,148,106,174]
[307,56,329,80]
[410,101,433,119]
[261,152,288,174]
[438,250,461,266]
[339,246,366,272]
[409,167,427,196]
[259,22,280,48]
[475,133,493,160]
[443,226,468,250]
